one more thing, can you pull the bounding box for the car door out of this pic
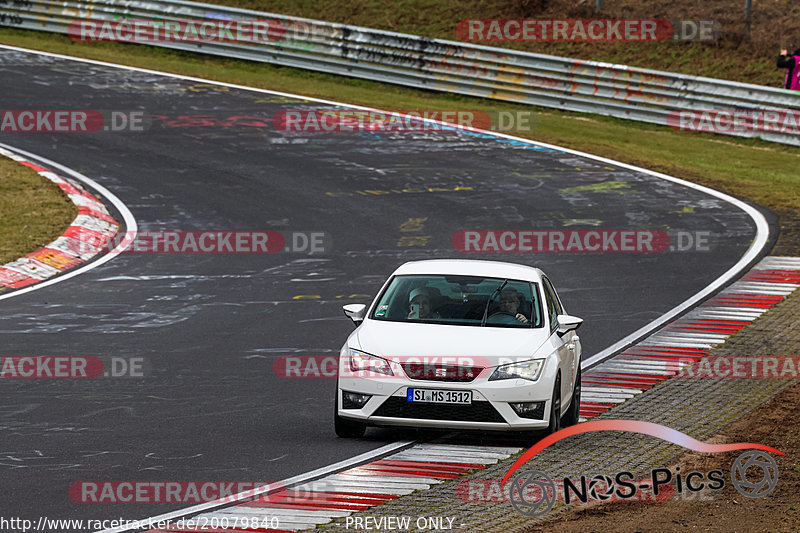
[542,276,577,411]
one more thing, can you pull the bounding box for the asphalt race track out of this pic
[0,47,763,526]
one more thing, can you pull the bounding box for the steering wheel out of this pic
[487,311,519,324]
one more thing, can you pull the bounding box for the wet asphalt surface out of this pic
[0,48,764,525]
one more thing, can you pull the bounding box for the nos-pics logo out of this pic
[502,420,782,518]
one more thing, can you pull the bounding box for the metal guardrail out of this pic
[2,0,800,146]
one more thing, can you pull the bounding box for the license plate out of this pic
[407,389,472,404]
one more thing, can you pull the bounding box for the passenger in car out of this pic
[407,288,441,319]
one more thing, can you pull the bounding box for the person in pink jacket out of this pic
[778,47,800,90]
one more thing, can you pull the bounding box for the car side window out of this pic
[542,277,562,332]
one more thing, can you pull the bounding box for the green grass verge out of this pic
[0,154,77,265]
[0,26,799,264]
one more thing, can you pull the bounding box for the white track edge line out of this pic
[0,142,137,302]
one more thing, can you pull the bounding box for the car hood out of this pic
[353,319,551,361]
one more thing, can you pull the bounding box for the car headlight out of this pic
[349,349,394,376]
[488,359,545,381]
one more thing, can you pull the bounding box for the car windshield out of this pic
[371,274,543,328]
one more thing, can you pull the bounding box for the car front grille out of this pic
[400,363,483,382]
[373,396,505,423]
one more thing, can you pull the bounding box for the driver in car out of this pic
[492,288,529,323]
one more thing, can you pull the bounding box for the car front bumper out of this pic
[336,372,557,431]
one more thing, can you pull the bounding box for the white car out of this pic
[335,259,583,437]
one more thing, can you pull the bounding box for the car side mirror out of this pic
[556,314,583,336]
[343,304,367,326]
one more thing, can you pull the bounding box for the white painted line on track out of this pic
[0,142,138,302]
[328,473,442,485]
[653,332,730,341]
[391,449,506,460]
[638,340,716,348]
[203,510,334,524]
[580,395,629,404]
[215,506,352,518]
[411,444,514,456]
[581,386,643,394]
[758,257,800,266]
[291,481,414,495]
[690,309,764,318]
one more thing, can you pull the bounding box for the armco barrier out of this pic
[2,0,800,145]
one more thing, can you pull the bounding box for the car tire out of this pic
[546,373,562,435]
[334,389,367,438]
[561,367,581,427]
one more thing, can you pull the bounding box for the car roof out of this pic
[391,259,544,281]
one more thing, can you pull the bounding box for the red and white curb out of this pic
[141,444,520,532]
[579,255,800,419]
[0,146,119,290]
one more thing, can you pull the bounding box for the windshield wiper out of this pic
[481,279,508,326]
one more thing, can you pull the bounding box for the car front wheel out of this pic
[546,373,562,435]
[562,367,581,427]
